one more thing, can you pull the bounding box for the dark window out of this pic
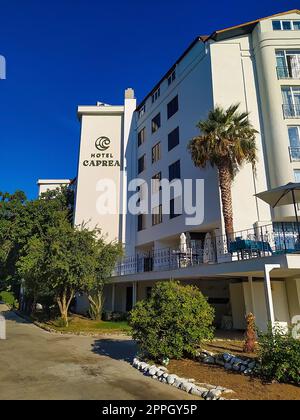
[152,205,162,226]
[170,198,182,219]
[169,160,181,181]
[152,142,161,163]
[137,214,146,231]
[167,95,179,119]
[168,70,176,86]
[138,127,146,147]
[272,20,281,30]
[152,113,161,133]
[146,287,152,299]
[168,127,180,151]
[282,21,292,30]
[138,155,146,174]
[152,88,160,103]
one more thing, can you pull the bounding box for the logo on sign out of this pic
[95,136,111,151]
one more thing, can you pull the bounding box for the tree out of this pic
[188,104,258,236]
[129,281,215,361]
[87,238,123,320]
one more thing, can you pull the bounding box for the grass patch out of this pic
[38,314,131,335]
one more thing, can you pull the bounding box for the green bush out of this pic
[258,325,300,384]
[0,291,17,308]
[129,281,214,361]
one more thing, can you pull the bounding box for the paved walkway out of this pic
[0,305,198,400]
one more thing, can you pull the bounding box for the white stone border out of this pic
[132,358,236,400]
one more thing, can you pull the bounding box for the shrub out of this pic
[0,291,17,308]
[258,325,300,385]
[129,281,215,361]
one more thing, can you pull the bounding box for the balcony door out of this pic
[282,87,300,117]
[277,50,300,78]
[288,126,300,161]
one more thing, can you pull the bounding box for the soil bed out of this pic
[168,358,300,400]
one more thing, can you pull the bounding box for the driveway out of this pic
[0,305,198,400]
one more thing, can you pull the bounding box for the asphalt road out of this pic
[0,305,198,400]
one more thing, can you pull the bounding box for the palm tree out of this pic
[188,104,258,236]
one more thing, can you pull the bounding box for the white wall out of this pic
[230,280,291,331]
[210,35,271,232]
[133,40,221,250]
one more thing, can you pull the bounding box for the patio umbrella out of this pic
[255,182,300,237]
[180,233,187,253]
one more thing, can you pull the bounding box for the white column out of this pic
[248,276,257,317]
[0,315,6,340]
[132,281,137,308]
[111,284,115,312]
[264,264,280,326]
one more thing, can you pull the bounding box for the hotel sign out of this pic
[82,136,120,167]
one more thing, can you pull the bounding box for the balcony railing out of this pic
[113,223,300,277]
[283,104,300,119]
[289,146,300,161]
[277,66,300,79]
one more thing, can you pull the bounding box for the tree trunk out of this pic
[57,290,74,327]
[218,164,234,237]
[88,291,104,321]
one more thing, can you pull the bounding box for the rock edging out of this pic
[197,350,259,375]
[132,358,236,400]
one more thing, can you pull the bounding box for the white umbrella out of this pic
[255,182,300,237]
[180,233,187,253]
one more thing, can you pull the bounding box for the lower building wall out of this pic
[230,280,292,332]
[286,278,300,325]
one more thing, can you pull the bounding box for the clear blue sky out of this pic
[0,0,298,198]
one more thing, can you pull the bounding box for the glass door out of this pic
[286,51,300,78]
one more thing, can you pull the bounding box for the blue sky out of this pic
[0,0,298,198]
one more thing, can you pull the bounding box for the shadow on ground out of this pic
[92,339,138,363]
[0,306,30,325]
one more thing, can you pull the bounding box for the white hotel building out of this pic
[39,10,300,332]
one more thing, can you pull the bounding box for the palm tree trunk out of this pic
[218,164,234,237]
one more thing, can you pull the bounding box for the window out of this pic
[294,170,300,183]
[276,50,300,79]
[152,88,160,104]
[152,142,161,164]
[146,287,152,299]
[137,214,146,231]
[152,113,161,133]
[138,155,146,174]
[288,126,300,161]
[138,104,146,119]
[167,95,179,119]
[168,70,176,86]
[138,182,147,202]
[272,20,300,31]
[169,160,181,181]
[152,205,162,226]
[272,20,282,30]
[170,197,182,219]
[152,172,161,193]
[282,86,300,118]
[138,127,146,147]
[168,127,180,151]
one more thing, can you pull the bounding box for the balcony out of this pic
[283,104,300,119]
[113,223,300,277]
[277,66,300,79]
[289,146,300,161]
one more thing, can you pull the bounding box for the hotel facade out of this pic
[39,10,300,332]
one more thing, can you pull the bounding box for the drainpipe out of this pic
[132,281,137,308]
[248,276,257,317]
[264,264,280,327]
[111,284,115,312]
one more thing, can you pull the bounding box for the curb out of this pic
[132,358,237,400]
